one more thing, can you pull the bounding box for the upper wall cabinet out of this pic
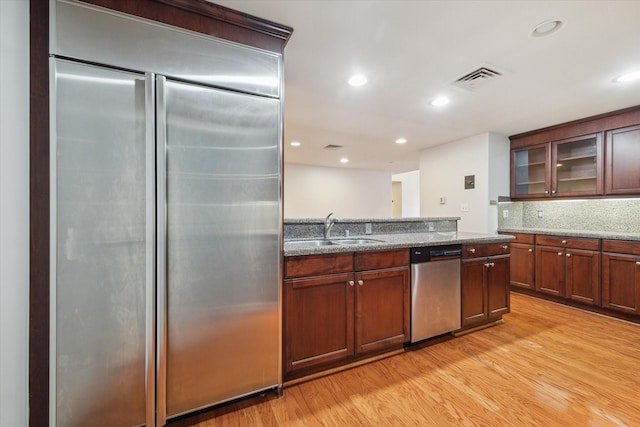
[606,125,640,195]
[510,106,640,200]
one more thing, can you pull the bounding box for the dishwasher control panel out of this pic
[410,244,462,263]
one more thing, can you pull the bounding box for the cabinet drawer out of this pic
[285,253,354,278]
[355,249,409,271]
[602,240,640,256]
[463,243,510,259]
[507,232,535,244]
[535,235,600,251]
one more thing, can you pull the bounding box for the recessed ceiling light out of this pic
[348,74,367,87]
[290,141,301,147]
[395,138,407,145]
[614,70,640,83]
[340,157,349,164]
[530,19,565,38]
[430,96,450,107]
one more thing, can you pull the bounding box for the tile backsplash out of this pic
[498,198,640,233]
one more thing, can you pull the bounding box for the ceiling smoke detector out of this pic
[451,67,502,92]
[323,144,344,150]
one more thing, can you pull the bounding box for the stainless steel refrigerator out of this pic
[51,2,283,426]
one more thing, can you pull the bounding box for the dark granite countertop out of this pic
[284,231,514,257]
[498,228,640,242]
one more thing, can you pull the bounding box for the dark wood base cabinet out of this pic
[534,235,601,305]
[602,240,640,315]
[505,233,640,323]
[461,243,510,328]
[283,250,410,379]
[509,233,535,290]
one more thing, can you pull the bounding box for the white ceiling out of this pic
[214,0,640,174]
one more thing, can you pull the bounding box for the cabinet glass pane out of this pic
[556,137,597,193]
[514,147,546,196]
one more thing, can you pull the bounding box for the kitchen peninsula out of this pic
[283,217,513,381]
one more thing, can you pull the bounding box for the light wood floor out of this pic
[171,293,640,426]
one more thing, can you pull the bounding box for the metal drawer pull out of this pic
[468,248,476,253]
[566,253,571,257]
[484,262,495,268]
[528,249,533,252]
[561,240,568,244]
[358,280,364,286]
[558,252,563,256]
[501,245,508,250]
[348,281,354,287]
[636,262,640,266]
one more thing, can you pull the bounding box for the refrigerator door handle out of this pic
[156,75,168,427]
[145,72,157,427]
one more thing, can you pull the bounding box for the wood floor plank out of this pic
[170,293,640,426]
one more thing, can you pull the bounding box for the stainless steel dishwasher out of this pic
[411,244,462,342]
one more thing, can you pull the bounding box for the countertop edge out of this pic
[498,228,640,242]
[284,232,514,257]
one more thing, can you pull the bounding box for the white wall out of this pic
[0,1,30,426]
[284,164,392,218]
[392,170,420,217]
[419,133,509,233]
[488,133,511,233]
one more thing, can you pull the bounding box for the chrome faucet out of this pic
[324,212,335,239]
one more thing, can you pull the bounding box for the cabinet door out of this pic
[487,256,510,319]
[510,243,535,289]
[355,267,410,354]
[511,144,550,198]
[552,133,603,197]
[535,246,565,296]
[565,249,601,306]
[606,125,640,195]
[461,259,488,326]
[602,253,640,314]
[284,273,355,375]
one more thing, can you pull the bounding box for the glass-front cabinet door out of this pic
[512,144,550,198]
[552,133,602,196]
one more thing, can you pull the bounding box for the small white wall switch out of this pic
[439,196,446,205]
[460,203,469,212]
[503,210,509,218]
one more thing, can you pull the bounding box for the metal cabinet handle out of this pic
[544,190,549,194]
[552,190,557,194]
[348,281,354,287]
[358,280,364,286]
[558,252,563,256]
[566,253,571,257]
[484,262,495,268]
[501,245,508,250]
[561,240,568,244]
[636,262,640,266]
[528,248,533,252]
[468,248,476,253]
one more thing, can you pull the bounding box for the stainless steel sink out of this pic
[285,239,339,247]
[332,238,382,245]
[285,238,382,247]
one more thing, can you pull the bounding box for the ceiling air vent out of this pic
[323,144,344,150]
[451,67,502,91]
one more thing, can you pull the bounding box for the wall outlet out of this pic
[439,196,446,205]
[503,210,509,218]
[460,203,469,212]
[537,210,544,218]
[365,223,372,234]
